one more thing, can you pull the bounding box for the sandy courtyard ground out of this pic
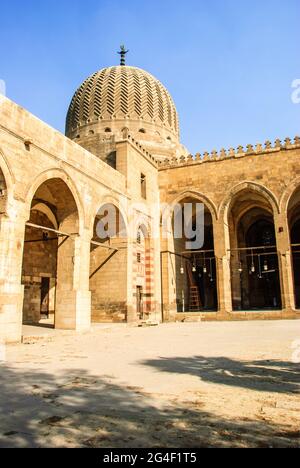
[1,320,300,448]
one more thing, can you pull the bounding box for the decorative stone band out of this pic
[158,136,300,170]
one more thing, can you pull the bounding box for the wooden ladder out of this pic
[189,286,201,311]
[186,262,202,312]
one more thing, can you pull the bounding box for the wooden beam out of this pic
[90,240,118,252]
[25,222,77,238]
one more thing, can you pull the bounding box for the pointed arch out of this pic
[0,149,15,214]
[0,147,15,191]
[280,176,300,214]
[224,182,282,312]
[23,168,85,232]
[163,190,218,227]
[91,194,129,236]
[133,214,152,241]
[31,202,59,230]
[219,181,280,221]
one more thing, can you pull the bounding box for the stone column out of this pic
[124,236,135,323]
[0,202,27,343]
[150,233,163,323]
[274,214,297,314]
[227,221,242,311]
[213,219,233,317]
[160,233,178,323]
[55,228,92,331]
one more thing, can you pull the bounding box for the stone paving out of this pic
[1,321,300,448]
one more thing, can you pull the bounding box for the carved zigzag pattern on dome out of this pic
[66,66,179,136]
[120,68,129,115]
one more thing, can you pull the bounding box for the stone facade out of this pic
[0,95,161,343]
[159,138,300,323]
[0,61,300,344]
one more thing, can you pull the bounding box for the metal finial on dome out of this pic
[118,45,129,66]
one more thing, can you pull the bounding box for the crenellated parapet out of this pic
[158,136,300,169]
[125,134,159,167]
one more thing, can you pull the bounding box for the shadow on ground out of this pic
[0,363,299,448]
[139,356,300,394]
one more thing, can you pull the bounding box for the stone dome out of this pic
[66,66,179,139]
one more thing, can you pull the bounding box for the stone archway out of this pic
[21,177,81,328]
[163,194,218,316]
[226,186,282,311]
[219,182,280,222]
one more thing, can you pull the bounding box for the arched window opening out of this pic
[135,226,153,320]
[137,231,141,245]
[121,127,129,139]
[105,151,117,170]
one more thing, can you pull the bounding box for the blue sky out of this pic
[0,0,299,154]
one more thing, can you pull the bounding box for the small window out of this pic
[106,151,117,170]
[141,174,147,199]
[122,127,129,139]
[139,128,146,134]
[137,253,141,264]
[105,128,112,133]
[137,231,141,245]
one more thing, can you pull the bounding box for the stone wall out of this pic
[90,239,128,323]
[159,137,300,322]
[0,96,164,341]
[1,92,300,343]
[0,98,124,342]
[158,138,300,211]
